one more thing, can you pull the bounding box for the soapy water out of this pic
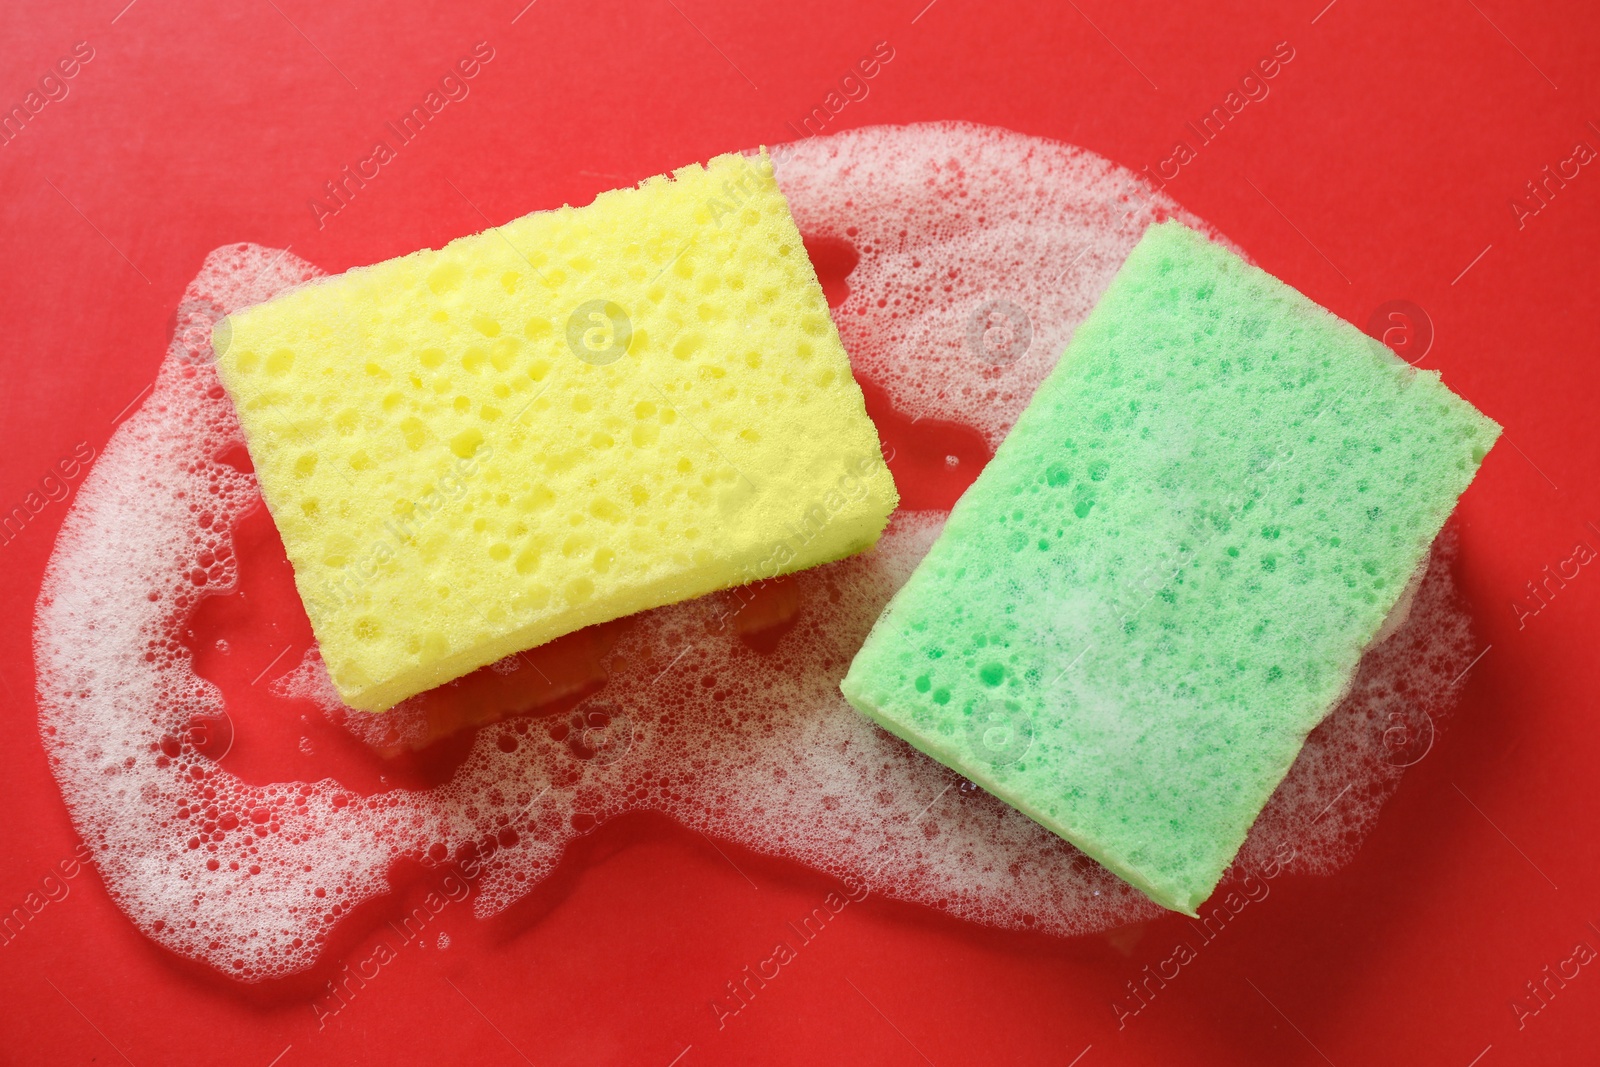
[768,122,1246,447]
[33,123,1474,981]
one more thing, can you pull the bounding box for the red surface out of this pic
[3,0,1598,1063]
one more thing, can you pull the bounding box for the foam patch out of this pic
[769,121,1239,447]
[34,123,1479,980]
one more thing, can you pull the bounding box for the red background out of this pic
[3,0,1599,1063]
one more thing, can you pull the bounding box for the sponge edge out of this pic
[841,220,1499,916]
[217,150,897,711]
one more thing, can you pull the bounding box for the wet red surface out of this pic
[2,1,1598,1064]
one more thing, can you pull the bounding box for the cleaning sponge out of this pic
[217,151,896,711]
[840,220,1498,915]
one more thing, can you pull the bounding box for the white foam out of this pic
[34,125,1474,981]
[769,121,1242,447]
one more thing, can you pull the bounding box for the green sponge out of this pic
[840,220,1499,915]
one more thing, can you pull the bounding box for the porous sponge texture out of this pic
[841,220,1498,916]
[217,151,897,711]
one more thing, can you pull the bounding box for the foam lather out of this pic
[840,220,1499,915]
[217,151,896,711]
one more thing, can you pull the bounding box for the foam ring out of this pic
[33,127,1479,981]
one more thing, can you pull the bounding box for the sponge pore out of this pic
[217,151,896,711]
[840,220,1499,915]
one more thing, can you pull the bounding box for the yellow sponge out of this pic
[216,151,897,711]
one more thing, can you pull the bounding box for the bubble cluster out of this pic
[34,125,1475,982]
[769,121,1244,447]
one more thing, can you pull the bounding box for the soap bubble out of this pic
[172,296,228,364]
[1379,705,1435,768]
[965,298,1034,366]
